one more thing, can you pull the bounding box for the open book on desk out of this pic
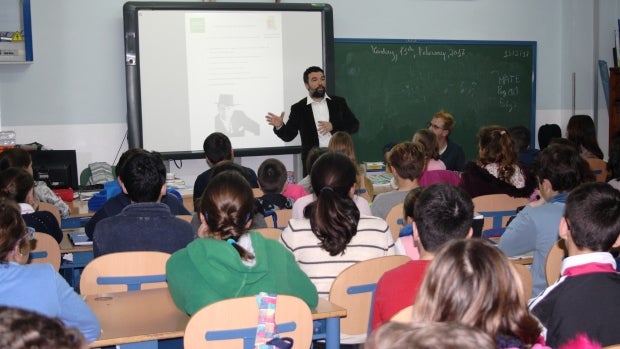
[69,231,92,246]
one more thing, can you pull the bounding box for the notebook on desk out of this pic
[69,232,92,246]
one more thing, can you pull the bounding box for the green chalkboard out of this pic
[334,39,536,163]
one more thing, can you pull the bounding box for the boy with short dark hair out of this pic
[93,151,194,257]
[371,183,474,330]
[529,182,620,347]
[498,143,593,297]
[193,132,258,210]
[256,158,294,214]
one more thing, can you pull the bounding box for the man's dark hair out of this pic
[508,126,531,151]
[413,183,473,252]
[303,66,324,84]
[120,151,166,203]
[257,158,287,194]
[564,182,620,252]
[203,132,232,165]
[534,143,594,192]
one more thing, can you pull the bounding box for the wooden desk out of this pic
[367,173,394,197]
[68,199,94,218]
[59,231,93,291]
[87,288,187,348]
[510,255,533,265]
[87,289,346,349]
[313,298,347,349]
[60,231,92,253]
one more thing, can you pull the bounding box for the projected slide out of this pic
[185,12,284,150]
[127,3,331,157]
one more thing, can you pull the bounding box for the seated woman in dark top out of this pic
[0,167,62,243]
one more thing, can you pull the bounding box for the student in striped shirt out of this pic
[280,151,396,298]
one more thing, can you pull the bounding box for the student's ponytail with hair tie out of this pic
[320,186,334,193]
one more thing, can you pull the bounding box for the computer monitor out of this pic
[29,150,79,190]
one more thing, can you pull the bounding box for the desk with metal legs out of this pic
[87,288,346,349]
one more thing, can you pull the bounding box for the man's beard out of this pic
[311,86,325,98]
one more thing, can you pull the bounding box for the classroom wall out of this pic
[0,0,618,186]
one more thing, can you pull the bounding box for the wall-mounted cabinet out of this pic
[0,0,32,63]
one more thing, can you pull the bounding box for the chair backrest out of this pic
[329,255,411,341]
[254,227,283,241]
[29,232,61,271]
[472,194,529,231]
[79,251,170,295]
[184,294,313,349]
[511,262,533,303]
[265,209,292,229]
[586,157,608,182]
[545,239,567,285]
[385,203,405,242]
[37,202,61,226]
[390,305,413,323]
[176,214,193,224]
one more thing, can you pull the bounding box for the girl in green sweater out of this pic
[166,170,318,315]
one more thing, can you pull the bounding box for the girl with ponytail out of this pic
[280,152,396,298]
[166,170,317,315]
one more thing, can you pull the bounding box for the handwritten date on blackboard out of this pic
[371,45,466,63]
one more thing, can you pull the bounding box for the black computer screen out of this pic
[29,150,79,190]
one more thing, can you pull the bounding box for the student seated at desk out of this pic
[529,182,620,347]
[85,148,190,240]
[281,152,396,298]
[193,132,258,210]
[328,131,371,202]
[497,143,594,298]
[255,158,296,214]
[372,184,473,331]
[371,142,425,220]
[0,167,63,243]
[459,125,537,198]
[92,150,194,257]
[411,239,542,349]
[0,147,71,218]
[0,194,100,343]
[166,170,318,315]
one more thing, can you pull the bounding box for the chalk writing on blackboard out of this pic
[371,45,468,62]
[335,39,536,162]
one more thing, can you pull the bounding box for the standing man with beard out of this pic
[266,66,359,175]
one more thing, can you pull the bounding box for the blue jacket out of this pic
[0,262,101,342]
[93,202,194,257]
[498,192,568,297]
[85,193,190,239]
